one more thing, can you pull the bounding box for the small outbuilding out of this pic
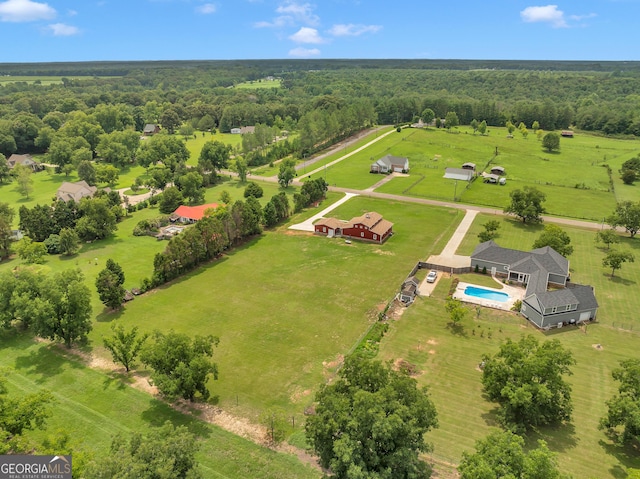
[444,168,475,182]
[561,130,574,137]
[461,162,476,171]
[490,166,505,175]
[143,124,161,136]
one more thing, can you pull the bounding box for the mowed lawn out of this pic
[378,214,640,478]
[89,197,463,422]
[321,126,638,221]
[0,332,320,479]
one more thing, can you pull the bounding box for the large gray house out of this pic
[370,154,409,174]
[470,241,598,329]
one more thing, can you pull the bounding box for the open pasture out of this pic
[87,196,463,421]
[0,332,320,479]
[234,79,282,89]
[377,213,640,478]
[322,126,638,220]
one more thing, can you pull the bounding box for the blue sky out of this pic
[0,0,638,63]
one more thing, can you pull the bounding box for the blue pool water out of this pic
[464,286,509,302]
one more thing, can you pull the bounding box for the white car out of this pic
[426,270,438,283]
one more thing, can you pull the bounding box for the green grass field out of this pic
[0,331,320,479]
[234,79,282,89]
[184,133,243,166]
[378,213,640,478]
[82,197,462,424]
[319,126,639,221]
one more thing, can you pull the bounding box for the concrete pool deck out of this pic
[452,280,525,311]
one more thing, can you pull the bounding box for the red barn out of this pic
[314,212,393,244]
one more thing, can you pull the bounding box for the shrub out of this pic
[511,299,522,312]
[244,181,264,198]
[474,264,479,273]
[482,266,487,274]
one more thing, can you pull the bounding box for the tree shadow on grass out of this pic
[96,307,126,323]
[607,274,636,287]
[480,401,501,429]
[0,330,36,352]
[141,399,212,439]
[446,322,468,337]
[524,422,577,454]
[13,344,82,384]
[599,438,640,478]
[102,371,128,392]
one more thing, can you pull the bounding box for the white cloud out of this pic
[569,12,597,21]
[289,26,324,44]
[520,5,567,28]
[196,3,216,14]
[328,23,382,37]
[47,22,78,36]
[0,0,55,22]
[288,47,320,57]
[277,1,318,26]
[255,0,318,28]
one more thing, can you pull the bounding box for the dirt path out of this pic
[54,344,323,473]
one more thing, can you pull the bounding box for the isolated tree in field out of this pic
[504,186,546,224]
[599,359,640,444]
[95,163,119,187]
[0,372,54,455]
[13,164,33,199]
[478,219,500,242]
[35,269,93,347]
[596,229,619,250]
[445,111,459,130]
[470,119,478,134]
[607,201,640,238]
[602,250,634,277]
[532,120,540,131]
[96,259,126,310]
[278,158,296,188]
[306,355,438,479]
[481,335,575,432]
[103,324,148,372]
[260,408,289,445]
[505,120,516,135]
[140,331,219,402]
[445,297,467,330]
[235,157,248,183]
[542,132,560,152]
[244,181,263,198]
[478,120,487,135]
[421,108,435,125]
[458,430,568,479]
[84,421,201,479]
[619,156,640,184]
[532,224,573,257]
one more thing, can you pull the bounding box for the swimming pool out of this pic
[463,286,509,302]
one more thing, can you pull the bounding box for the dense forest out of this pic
[1,59,640,164]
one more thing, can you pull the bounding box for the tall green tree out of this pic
[140,331,219,402]
[103,324,148,372]
[158,186,184,214]
[75,197,117,241]
[458,430,568,479]
[277,158,296,188]
[306,355,438,479]
[445,111,460,130]
[504,186,546,224]
[96,259,126,310]
[595,229,620,250]
[0,153,10,183]
[532,224,573,257]
[600,359,640,444]
[478,120,487,135]
[178,171,205,204]
[58,227,80,256]
[602,250,635,277]
[0,202,14,260]
[77,160,97,185]
[35,269,93,347]
[481,335,575,432]
[607,201,640,238]
[16,237,47,264]
[84,421,201,479]
[421,108,435,125]
[542,132,560,152]
[198,140,231,174]
[13,164,34,199]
